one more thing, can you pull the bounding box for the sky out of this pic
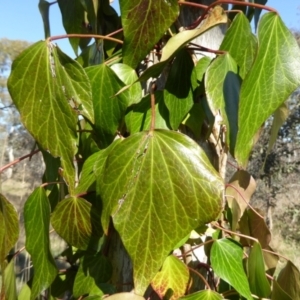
[0,0,299,58]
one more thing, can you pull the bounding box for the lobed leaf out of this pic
[99,129,224,294]
[235,13,300,167]
[24,187,57,299]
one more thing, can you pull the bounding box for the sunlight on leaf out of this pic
[179,289,224,300]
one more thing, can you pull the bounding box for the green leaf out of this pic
[210,238,253,300]
[0,194,19,264]
[57,0,90,54]
[51,197,102,250]
[99,129,223,294]
[235,13,300,167]
[151,255,189,299]
[277,260,300,300]
[164,49,194,130]
[179,290,224,300]
[86,64,128,148]
[220,12,257,79]
[193,57,212,84]
[248,241,271,298]
[76,42,104,67]
[7,41,93,193]
[24,187,57,299]
[3,259,18,300]
[38,0,51,39]
[73,253,112,297]
[205,53,241,154]
[110,63,142,106]
[120,0,179,68]
[125,91,170,134]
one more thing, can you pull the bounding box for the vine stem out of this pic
[0,149,40,173]
[188,267,211,290]
[149,82,156,132]
[48,33,123,45]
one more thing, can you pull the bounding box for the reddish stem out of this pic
[49,34,123,45]
[150,83,157,132]
[0,149,40,173]
[177,1,208,9]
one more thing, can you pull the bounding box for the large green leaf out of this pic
[125,91,170,134]
[235,13,300,167]
[220,12,257,79]
[0,194,19,264]
[7,41,93,192]
[210,238,252,300]
[164,49,194,130]
[73,253,112,297]
[248,241,271,298]
[24,187,57,299]
[179,290,223,300]
[205,53,241,153]
[151,255,189,300]
[51,197,102,250]
[120,0,179,68]
[99,129,223,294]
[86,64,128,148]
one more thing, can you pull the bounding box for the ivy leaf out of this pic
[151,255,189,300]
[0,194,19,264]
[7,41,93,193]
[179,290,224,300]
[120,0,179,68]
[125,91,170,134]
[24,187,57,299]
[205,53,241,153]
[2,259,17,300]
[99,129,223,294]
[210,238,253,300]
[220,12,257,79]
[164,49,194,130]
[51,197,102,250]
[86,64,128,148]
[235,13,300,167]
[248,241,271,298]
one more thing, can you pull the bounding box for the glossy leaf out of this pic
[0,194,19,264]
[73,253,112,297]
[235,13,300,167]
[151,255,189,300]
[99,129,223,294]
[86,64,128,148]
[7,41,93,192]
[164,49,194,130]
[24,187,57,299]
[205,53,240,153]
[277,260,300,300]
[125,91,170,134]
[220,12,257,79]
[110,63,142,106]
[248,241,271,298]
[179,290,224,300]
[51,197,102,250]
[210,238,252,300]
[120,0,179,68]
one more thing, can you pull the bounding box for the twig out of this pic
[48,34,123,45]
[177,1,208,10]
[188,266,211,290]
[149,83,156,132]
[0,149,40,173]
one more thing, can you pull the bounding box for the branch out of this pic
[0,149,40,173]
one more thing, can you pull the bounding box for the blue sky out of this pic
[0,0,299,57]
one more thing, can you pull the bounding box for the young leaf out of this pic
[51,197,102,250]
[235,13,300,167]
[24,187,57,299]
[164,49,194,130]
[99,129,224,294]
[210,238,253,300]
[248,241,271,298]
[276,260,300,300]
[0,194,19,264]
[7,41,93,192]
[179,290,224,300]
[151,255,189,300]
[205,53,241,153]
[220,12,257,79]
[86,64,128,148]
[120,0,179,68]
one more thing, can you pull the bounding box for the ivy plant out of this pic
[1,0,300,299]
